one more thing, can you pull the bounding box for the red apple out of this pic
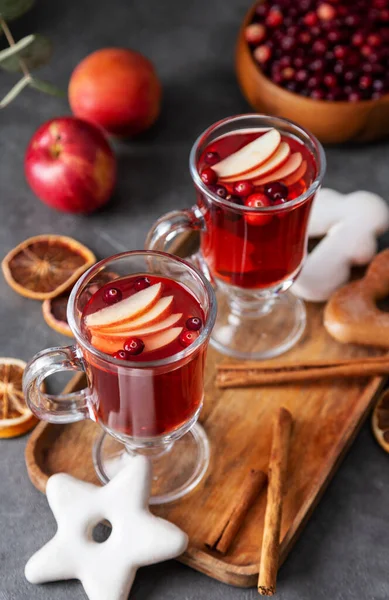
[68,48,162,137]
[25,117,116,214]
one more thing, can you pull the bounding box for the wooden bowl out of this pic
[236,2,389,144]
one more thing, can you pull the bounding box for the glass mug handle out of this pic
[145,206,204,253]
[23,345,91,424]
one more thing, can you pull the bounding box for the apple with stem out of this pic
[25,117,116,214]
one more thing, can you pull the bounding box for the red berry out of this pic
[123,337,145,355]
[103,287,122,305]
[281,67,295,81]
[266,8,283,28]
[204,151,220,165]
[233,180,254,197]
[352,32,364,47]
[133,277,151,292]
[264,181,288,201]
[214,185,227,199]
[179,329,199,347]
[334,45,347,59]
[324,73,337,88]
[304,11,318,26]
[113,349,131,360]
[201,167,217,186]
[317,3,336,20]
[367,33,382,47]
[186,316,203,331]
[253,44,272,63]
[312,39,327,54]
[359,75,373,89]
[348,91,361,102]
[245,23,266,45]
[244,193,272,226]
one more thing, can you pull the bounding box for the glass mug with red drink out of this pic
[23,251,216,504]
[146,114,326,359]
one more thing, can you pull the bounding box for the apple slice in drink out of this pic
[95,313,183,339]
[253,152,302,186]
[220,142,290,183]
[212,129,281,179]
[144,327,183,352]
[90,335,126,354]
[281,160,307,186]
[94,296,174,333]
[85,283,162,329]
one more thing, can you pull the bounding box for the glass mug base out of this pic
[210,287,306,360]
[93,423,210,505]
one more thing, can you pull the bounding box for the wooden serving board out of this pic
[25,237,385,587]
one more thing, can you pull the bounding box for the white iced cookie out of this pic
[292,188,389,302]
[25,455,188,600]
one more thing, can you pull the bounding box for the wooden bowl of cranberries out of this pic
[236,0,389,143]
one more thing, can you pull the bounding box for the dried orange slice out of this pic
[0,358,38,438]
[2,235,96,300]
[372,389,389,453]
[42,291,73,337]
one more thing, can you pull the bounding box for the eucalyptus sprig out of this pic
[0,0,64,108]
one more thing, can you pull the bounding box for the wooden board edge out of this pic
[24,372,385,588]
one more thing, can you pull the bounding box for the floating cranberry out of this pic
[113,349,131,360]
[103,287,122,305]
[204,151,220,165]
[179,329,199,347]
[264,181,288,201]
[245,23,266,45]
[214,185,227,199]
[201,167,217,186]
[123,337,145,355]
[244,193,272,226]
[133,277,151,292]
[233,180,254,197]
[186,316,203,331]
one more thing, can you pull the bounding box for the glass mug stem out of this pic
[23,346,90,424]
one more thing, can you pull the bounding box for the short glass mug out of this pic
[23,251,217,504]
[146,114,326,360]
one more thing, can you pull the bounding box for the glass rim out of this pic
[67,250,217,369]
[189,113,326,213]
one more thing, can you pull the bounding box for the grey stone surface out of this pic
[0,0,389,598]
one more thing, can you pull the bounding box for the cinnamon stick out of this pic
[217,355,389,388]
[258,407,293,596]
[206,469,267,555]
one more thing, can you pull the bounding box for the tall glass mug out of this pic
[146,114,326,359]
[23,251,216,504]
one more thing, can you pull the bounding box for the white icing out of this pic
[292,188,389,302]
[25,455,188,600]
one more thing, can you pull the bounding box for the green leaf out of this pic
[0,0,35,20]
[0,73,31,108]
[0,34,52,72]
[29,77,65,98]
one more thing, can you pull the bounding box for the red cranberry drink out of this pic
[146,115,325,360]
[23,251,216,503]
[197,126,317,288]
[82,275,206,437]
